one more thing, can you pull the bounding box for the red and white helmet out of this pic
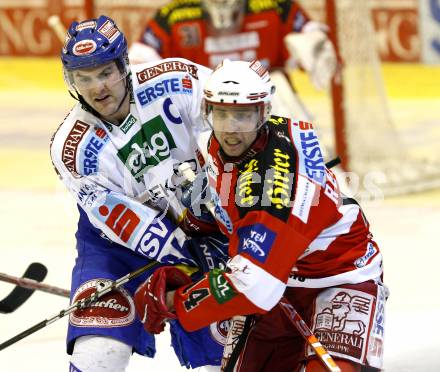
[202,59,275,131]
[201,0,245,32]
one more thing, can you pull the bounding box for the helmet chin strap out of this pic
[111,76,131,120]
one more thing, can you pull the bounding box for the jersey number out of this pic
[184,288,210,311]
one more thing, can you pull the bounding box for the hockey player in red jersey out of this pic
[134,60,387,371]
[129,0,337,91]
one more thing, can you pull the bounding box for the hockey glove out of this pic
[134,266,192,334]
[284,28,337,90]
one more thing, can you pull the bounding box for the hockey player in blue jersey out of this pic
[51,15,227,371]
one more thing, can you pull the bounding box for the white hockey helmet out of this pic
[202,59,275,132]
[201,0,246,32]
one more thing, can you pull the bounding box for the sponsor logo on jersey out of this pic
[209,269,237,304]
[367,284,386,367]
[296,120,314,130]
[355,242,377,268]
[97,19,120,43]
[136,61,198,84]
[77,182,100,207]
[62,120,90,177]
[311,289,374,363]
[136,75,193,107]
[168,7,202,26]
[81,128,108,176]
[288,272,306,282]
[292,174,316,223]
[249,0,278,13]
[268,116,289,126]
[98,203,141,243]
[159,0,199,16]
[72,40,97,56]
[135,217,173,259]
[211,191,233,233]
[245,19,269,29]
[209,319,230,346]
[207,154,219,181]
[220,317,247,370]
[237,159,259,207]
[117,116,177,182]
[373,285,386,338]
[265,148,294,210]
[297,124,325,185]
[70,279,135,327]
[120,114,137,134]
[237,224,276,263]
[205,32,259,53]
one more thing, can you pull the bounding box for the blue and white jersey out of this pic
[51,58,212,265]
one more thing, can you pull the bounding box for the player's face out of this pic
[212,106,259,157]
[71,61,128,123]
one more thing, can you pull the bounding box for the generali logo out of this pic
[313,290,373,361]
[73,39,97,56]
[62,120,89,177]
[136,61,198,84]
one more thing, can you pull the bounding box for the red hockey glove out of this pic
[179,208,220,236]
[134,266,192,334]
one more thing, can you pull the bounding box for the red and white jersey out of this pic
[50,58,211,264]
[136,0,311,69]
[174,116,383,331]
[208,116,383,288]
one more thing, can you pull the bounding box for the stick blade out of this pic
[0,263,48,314]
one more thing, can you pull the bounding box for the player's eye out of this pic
[98,69,113,80]
[77,76,91,84]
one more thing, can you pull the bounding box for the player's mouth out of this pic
[95,94,112,103]
[224,137,241,147]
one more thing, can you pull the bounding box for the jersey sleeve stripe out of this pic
[226,255,286,311]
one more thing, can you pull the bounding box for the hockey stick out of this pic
[47,15,67,43]
[0,263,48,314]
[178,163,340,372]
[0,260,159,351]
[0,270,70,299]
[221,315,255,372]
[279,297,341,372]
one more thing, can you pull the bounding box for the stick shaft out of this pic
[0,273,70,298]
[279,297,341,372]
[47,15,67,43]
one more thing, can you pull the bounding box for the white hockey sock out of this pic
[70,335,132,372]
